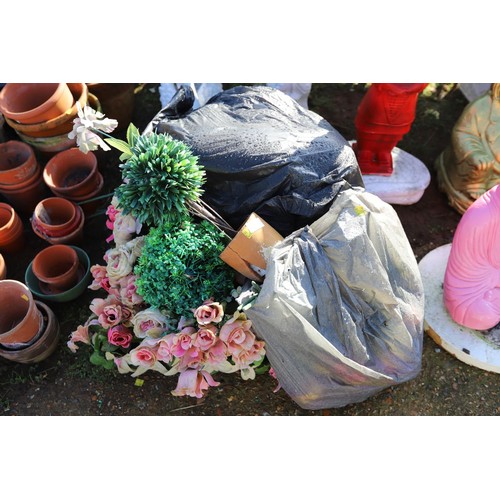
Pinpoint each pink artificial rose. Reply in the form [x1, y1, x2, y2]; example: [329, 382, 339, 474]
[89, 295, 125, 329]
[171, 369, 220, 398]
[130, 345, 157, 367]
[106, 204, 119, 225]
[108, 324, 133, 349]
[157, 334, 176, 363]
[203, 338, 228, 366]
[194, 300, 224, 325]
[219, 317, 256, 355]
[89, 295, 122, 329]
[113, 212, 143, 246]
[118, 274, 144, 307]
[120, 304, 134, 326]
[178, 346, 204, 371]
[171, 327, 196, 357]
[88, 265, 112, 293]
[193, 325, 218, 351]
[232, 340, 266, 367]
[67, 324, 91, 353]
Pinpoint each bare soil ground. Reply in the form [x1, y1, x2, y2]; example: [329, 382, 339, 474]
[1, 83, 498, 416]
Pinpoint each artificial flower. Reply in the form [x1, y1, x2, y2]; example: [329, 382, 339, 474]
[171, 369, 220, 398]
[104, 246, 134, 283]
[113, 212, 143, 247]
[108, 324, 133, 349]
[219, 314, 255, 355]
[171, 328, 196, 357]
[67, 324, 91, 353]
[131, 307, 170, 338]
[192, 325, 218, 351]
[118, 274, 144, 307]
[89, 295, 124, 329]
[68, 102, 118, 154]
[194, 300, 224, 325]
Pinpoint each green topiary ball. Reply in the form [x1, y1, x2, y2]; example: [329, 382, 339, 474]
[115, 132, 205, 227]
[134, 218, 235, 317]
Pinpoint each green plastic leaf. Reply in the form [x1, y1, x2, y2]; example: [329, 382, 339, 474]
[104, 137, 132, 158]
[126, 123, 140, 148]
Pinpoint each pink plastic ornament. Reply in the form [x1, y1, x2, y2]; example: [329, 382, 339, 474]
[443, 184, 500, 330]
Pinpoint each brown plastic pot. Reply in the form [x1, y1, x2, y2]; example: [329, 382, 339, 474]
[0, 83, 74, 125]
[0, 253, 6, 280]
[0, 202, 25, 253]
[3, 83, 88, 138]
[0, 164, 46, 215]
[43, 147, 99, 197]
[0, 140, 38, 186]
[0, 300, 60, 363]
[31, 197, 82, 238]
[32, 244, 79, 292]
[0, 280, 42, 344]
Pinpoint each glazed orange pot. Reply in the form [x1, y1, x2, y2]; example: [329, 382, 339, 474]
[0, 83, 74, 124]
[0, 280, 41, 344]
[32, 244, 79, 292]
[31, 197, 82, 238]
[3, 83, 88, 138]
[43, 147, 99, 198]
[0, 202, 25, 253]
[0, 140, 38, 186]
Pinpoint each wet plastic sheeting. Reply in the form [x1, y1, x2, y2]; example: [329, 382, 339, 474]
[149, 85, 364, 236]
[247, 187, 424, 410]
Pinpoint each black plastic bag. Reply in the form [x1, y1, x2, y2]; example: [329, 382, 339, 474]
[145, 85, 364, 235]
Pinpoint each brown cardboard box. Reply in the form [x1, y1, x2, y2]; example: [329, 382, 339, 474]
[219, 213, 284, 282]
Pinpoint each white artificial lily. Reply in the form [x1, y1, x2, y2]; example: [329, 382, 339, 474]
[68, 103, 118, 154]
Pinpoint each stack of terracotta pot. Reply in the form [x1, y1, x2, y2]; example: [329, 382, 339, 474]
[0, 202, 25, 254]
[31, 196, 84, 245]
[0, 83, 88, 156]
[0, 140, 46, 214]
[0, 279, 59, 363]
[43, 147, 104, 215]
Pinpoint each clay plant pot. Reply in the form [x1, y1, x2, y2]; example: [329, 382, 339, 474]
[31, 203, 84, 245]
[0, 83, 74, 125]
[25, 245, 91, 303]
[0, 202, 25, 253]
[0, 300, 60, 364]
[3, 83, 88, 138]
[43, 148, 99, 198]
[0, 253, 6, 280]
[31, 197, 83, 238]
[32, 244, 80, 293]
[0, 280, 42, 344]
[0, 140, 38, 186]
[86, 83, 135, 130]
[0, 164, 46, 215]
[65, 171, 105, 216]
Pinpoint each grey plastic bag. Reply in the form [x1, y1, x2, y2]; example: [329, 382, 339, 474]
[247, 187, 424, 410]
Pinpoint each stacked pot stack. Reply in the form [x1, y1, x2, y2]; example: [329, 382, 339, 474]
[43, 147, 104, 215]
[0, 83, 88, 156]
[0, 280, 60, 363]
[0, 202, 25, 253]
[0, 140, 46, 214]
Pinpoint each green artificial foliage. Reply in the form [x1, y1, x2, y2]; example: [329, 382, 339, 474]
[114, 132, 206, 227]
[134, 218, 235, 317]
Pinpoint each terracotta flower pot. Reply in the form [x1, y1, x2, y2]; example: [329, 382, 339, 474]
[3, 83, 88, 138]
[32, 244, 80, 292]
[0, 140, 38, 186]
[31, 203, 84, 245]
[31, 197, 82, 238]
[86, 83, 135, 131]
[43, 148, 99, 198]
[65, 171, 105, 216]
[0, 202, 25, 253]
[0, 300, 60, 364]
[0, 83, 74, 124]
[0, 164, 47, 215]
[0, 280, 42, 344]
[0, 253, 6, 280]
